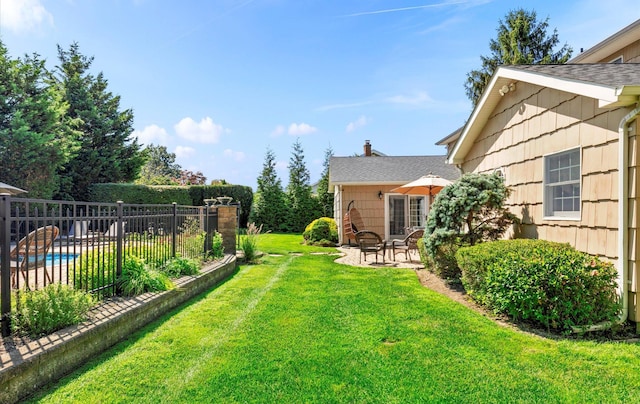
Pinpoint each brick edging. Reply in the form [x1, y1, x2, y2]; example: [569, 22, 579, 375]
[0, 255, 237, 404]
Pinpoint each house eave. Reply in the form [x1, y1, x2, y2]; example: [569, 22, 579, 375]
[330, 181, 409, 188]
[569, 19, 640, 63]
[448, 66, 630, 165]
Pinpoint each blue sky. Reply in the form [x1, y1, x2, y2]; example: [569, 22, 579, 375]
[1, 1, 639, 189]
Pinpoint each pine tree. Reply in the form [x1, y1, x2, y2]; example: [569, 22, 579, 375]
[316, 146, 334, 218]
[465, 9, 572, 107]
[53, 43, 144, 200]
[285, 139, 320, 232]
[249, 148, 287, 232]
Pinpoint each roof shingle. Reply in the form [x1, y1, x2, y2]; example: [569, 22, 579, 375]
[329, 155, 460, 186]
[505, 63, 640, 87]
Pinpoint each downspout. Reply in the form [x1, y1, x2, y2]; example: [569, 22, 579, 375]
[617, 103, 640, 324]
[573, 103, 640, 333]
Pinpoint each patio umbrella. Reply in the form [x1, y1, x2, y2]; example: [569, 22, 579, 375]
[0, 181, 28, 195]
[390, 174, 452, 196]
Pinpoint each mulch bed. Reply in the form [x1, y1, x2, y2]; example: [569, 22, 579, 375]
[413, 268, 640, 342]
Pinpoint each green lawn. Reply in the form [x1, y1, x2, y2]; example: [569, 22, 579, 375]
[27, 234, 640, 403]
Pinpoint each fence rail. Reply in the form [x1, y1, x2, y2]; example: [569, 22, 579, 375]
[0, 195, 231, 336]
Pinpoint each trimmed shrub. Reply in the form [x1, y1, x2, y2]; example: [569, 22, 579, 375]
[456, 239, 621, 332]
[303, 217, 338, 245]
[11, 284, 95, 337]
[428, 241, 462, 279]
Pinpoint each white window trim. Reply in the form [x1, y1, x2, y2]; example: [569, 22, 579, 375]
[542, 146, 582, 221]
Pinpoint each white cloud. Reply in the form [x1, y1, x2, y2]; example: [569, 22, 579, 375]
[386, 91, 433, 105]
[275, 160, 287, 171]
[317, 91, 434, 112]
[288, 123, 318, 136]
[175, 117, 226, 143]
[0, 0, 54, 34]
[270, 125, 285, 137]
[341, 0, 468, 17]
[316, 99, 374, 112]
[175, 146, 196, 159]
[224, 149, 246, 162]
[346, 115, 368, 133]
[132, 124, 169, 145]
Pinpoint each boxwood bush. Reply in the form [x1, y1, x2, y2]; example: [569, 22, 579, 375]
[303, 217, 338, 246]
[456, 239, 621, 332]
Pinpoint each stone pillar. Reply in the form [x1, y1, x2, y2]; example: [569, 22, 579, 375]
[217, 205, 237, 255]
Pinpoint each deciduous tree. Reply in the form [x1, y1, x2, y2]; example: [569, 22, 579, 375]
[178, 170, 206, 185]
[136, 144, 182, 185]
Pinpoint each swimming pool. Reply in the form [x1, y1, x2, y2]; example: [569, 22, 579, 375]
[23, 253, 79, 265]
[44, 253, 79, 265]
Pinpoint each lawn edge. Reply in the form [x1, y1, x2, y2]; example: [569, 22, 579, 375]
[0, 255, 237, 404]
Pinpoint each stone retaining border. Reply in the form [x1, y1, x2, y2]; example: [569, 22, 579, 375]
[0, 255, 237, 404]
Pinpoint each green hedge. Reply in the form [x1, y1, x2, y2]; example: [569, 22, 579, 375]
[456, 239, 621, 332]
[88, 183, 253, 227]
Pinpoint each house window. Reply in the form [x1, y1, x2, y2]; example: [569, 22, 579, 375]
[610, 55, 623, 63]
[544, 148, 581, 219]
[409, 196, 426, 228]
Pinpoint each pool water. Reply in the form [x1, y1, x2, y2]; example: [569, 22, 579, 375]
[45, 253, 80, 264]
[43, 253, 79, 265]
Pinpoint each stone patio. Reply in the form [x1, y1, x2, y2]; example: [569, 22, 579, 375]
[334, 245, 424, 269]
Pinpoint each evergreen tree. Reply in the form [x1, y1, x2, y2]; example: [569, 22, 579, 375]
[285, 139, 320, 232]
[0, 41, 76, 198]
[249, 148, 287, 232]
[316, 146, 334, 218]
[54, 43, 144, 200]
[465, 9, 572, 106]
[136, 144, 182, 185]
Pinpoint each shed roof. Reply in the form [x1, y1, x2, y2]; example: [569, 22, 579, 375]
[329, 155, 460, 190]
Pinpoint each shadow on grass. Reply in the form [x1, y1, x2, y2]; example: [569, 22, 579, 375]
[23, 265, 242, 402]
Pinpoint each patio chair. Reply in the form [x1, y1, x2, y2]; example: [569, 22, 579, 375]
[79, 221, 127, 244]
[355, 230, 386, 264]
[391, 229, 424, 261]
[9, 225, 59, 288]
[56, 220, 90, 243]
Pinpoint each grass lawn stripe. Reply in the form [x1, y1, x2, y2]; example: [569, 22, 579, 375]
[24, 236, 640, 403]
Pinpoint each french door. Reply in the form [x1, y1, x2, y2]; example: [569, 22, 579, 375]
[387, 195, 427, 240]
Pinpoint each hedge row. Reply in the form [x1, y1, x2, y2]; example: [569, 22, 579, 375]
[88, 183, 253, 227]
[456, 239, 621, 332]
